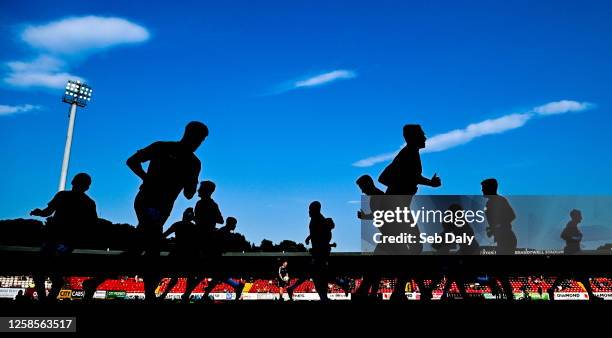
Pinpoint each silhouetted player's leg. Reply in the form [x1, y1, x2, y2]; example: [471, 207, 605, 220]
[158, 277, 179, 300]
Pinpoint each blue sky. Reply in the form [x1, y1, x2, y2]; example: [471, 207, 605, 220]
[1, 0, 612, 251]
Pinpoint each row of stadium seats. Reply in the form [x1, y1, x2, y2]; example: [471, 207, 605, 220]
[3, 275, 611, 295]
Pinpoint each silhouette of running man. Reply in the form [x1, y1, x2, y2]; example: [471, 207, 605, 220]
[353, 175, 385, 300]
[481, 178, 517, 255]
[201, 216, 245, 301]
[378, 124, 441, 301]
[30, 173, 97, 302]
[561, 209, 583, 254]
[158, 207, 197, 301]
[304, 201, 343, 301]
[84, 122, 208, 301]
[481, 178, 516, 301]
[179, 180, 225, 301]
[548, 209, 601, 301]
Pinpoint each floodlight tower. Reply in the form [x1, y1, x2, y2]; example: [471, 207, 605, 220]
[59, 80, 93, 191]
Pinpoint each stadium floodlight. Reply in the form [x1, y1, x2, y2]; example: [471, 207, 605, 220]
[58, 80, 93, 191]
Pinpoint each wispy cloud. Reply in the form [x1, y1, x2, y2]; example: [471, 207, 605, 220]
[353, 100, 594, 167]
[267, 69, 356, 95]
[4, 16, 150, 89]
[0, 104, 41, 116]
[295, 70, 356, 88]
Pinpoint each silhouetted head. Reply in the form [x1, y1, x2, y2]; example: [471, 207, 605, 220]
[71, 173, 91, 193]
[481, 178, 498, 196]
[403, 124, 426, 149]
[356, 175, 376, 194]
[281, 260, 288, 268]
[180, 121, 208, 152]
[226, 216, 237, 232]
[570, 209, 582, 223]
[448, 203, 463, 213]
[182, 207, 194, 222]
[309, 201, 322, 217]
[198, 180, 216, 198]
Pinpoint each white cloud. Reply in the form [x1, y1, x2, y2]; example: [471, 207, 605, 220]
[21, 16, 150, 54]
[353, 100, 593, 167]
[3, 16, 150, 89]
[265, 69, 357, 95]
[533, 100, 593, 116]
[4, 55, 83, 89]
[0, 104, 41, 116]
[422, 113, 532, 153]
[294, 70, 356, 88]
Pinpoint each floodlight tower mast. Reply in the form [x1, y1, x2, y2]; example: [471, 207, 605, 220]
[59, 80, 93, 191]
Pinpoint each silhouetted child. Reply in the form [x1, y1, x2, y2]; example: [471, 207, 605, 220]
[30, 173, 97, 302]
[561, 209, 583, 254]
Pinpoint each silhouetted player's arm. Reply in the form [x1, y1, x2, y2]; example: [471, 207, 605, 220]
[183, 160, 201, 199]
[30, 206, 54, 217]
[30, 193, 61, 217]
[126, 143, 160, 181]
[417, 173, 441, 187]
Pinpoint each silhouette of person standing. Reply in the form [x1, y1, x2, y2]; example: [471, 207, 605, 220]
[30, 173, 97, 302]
[201, 216, 245, 301]
[178, 180, 225, 301]
[481, 178, 517, 255]
[194, 180, 224, 248]
[378, 124, 441, 301]
[561, 209, 583, 254]
[277, 260, 290, 301]
[158, 207, 197, 301]
[305, 201, 336, 302]
[548, 209, 602, 301]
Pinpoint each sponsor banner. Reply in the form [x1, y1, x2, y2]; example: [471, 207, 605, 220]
[554, 292, 589, 300]
[58, 289, 72, 300]
[0, 288, 25, 299]
[241, 293, 259, 301]
[106, 290, 126, 299]
[594, 292, 612, 300]
[328, 293, 351, 300]
[71, 290, 84, 299]
[161, 293, 183, 300]
[514, 292, 550, 300]
[93, 291, 106, 299]
[209, 292, 235, 300]
[406, 292, 419, 300]
[126, 293, 145, 299]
